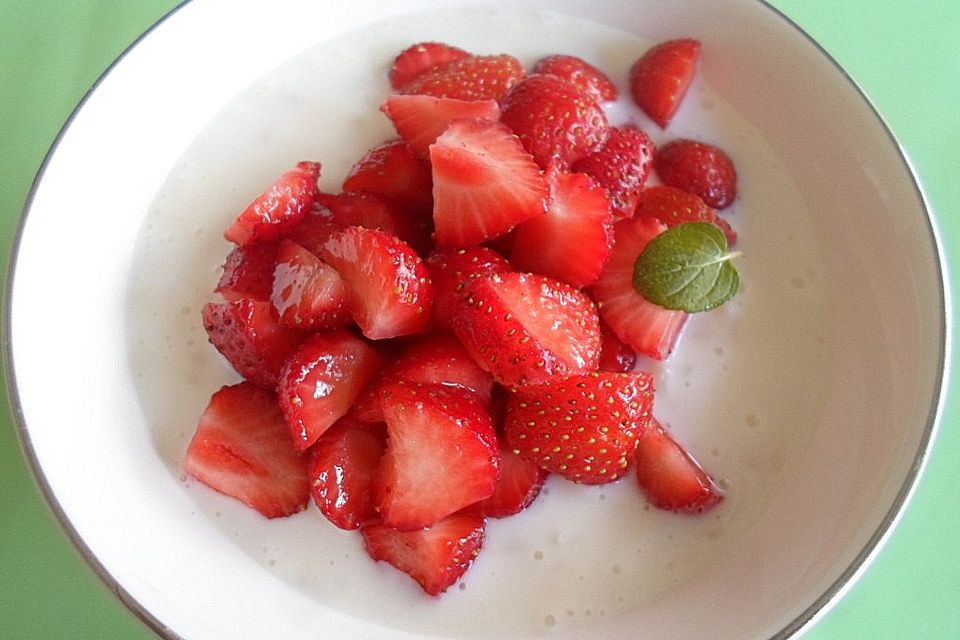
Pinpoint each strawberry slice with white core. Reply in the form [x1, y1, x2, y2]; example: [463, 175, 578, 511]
[271, 240, 350, 330]
[381, 94, 502, 157]
[362, 509, 485, 596]
[216, 241, 280, 302]
[225, 161, 320, 245]
[185, 382, 310, 518]
[480, 436, 548, 518]
[373, 382, 500, 530]
[451, 272, 601, 387]
[319, 227, 433, 340]
[278, 330, 384, 451]
[634, 417, 724, 513]
[592, 216, 688, 360]
[425, 246, 511, 328]
[430, 119, 548, 247]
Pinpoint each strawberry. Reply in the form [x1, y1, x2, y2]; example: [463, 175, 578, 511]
[634, 417, 723, 513]
[635, 185, 737, 244]
[510, 167, 613, 288]
[500, 73, 609, 169]
[381, 94, 501, 157]
[592, 216, 688, 360]
[224, 161, 320, 245]
[374, 382, 500, 530]
[571, 125, 656, 219]
[343, 140, 433, 213]
[598, 319, 637, 373]
[430, 119, 548, 247]
[629, 39, 701, 129]
[216, 241, 280, 302]
[388, 41, 472, 91]
[270, 239, 350, 330]
[277, 330, 384, 451]
[450, 272, 601, 387]
[532, 54, 618, 103]
[404, 54, 525, 102]
[654, 139, 738, 209]
[480, 436, 548, 518]
[185, 382, 310, 518]
[425, 246, 511, 328]
[318, 227, 433, 340]
[202, 298, 306, 389]
[308, 416, 387, 529]
[312, 191, 430, 253]
[505, 371, 655, 484]
[361, 509, 485, 596]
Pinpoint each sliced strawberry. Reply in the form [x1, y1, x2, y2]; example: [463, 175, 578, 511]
[216, 241, 280, 302]
[510, 167, 613, 288]
[381, 94, 501, 157]
[388, 41, 472, 91]
[480, 436, 548, 518]
[282, 210, 343, 255]
[629, 39, 701, 129]
[654, 139, 738, 210]
[312, 191, 430, 253]
[185, 382, 310, 518]
[635, 185, 736, 244]
[202, 299, 305, 389]
[343, 140, 433, 213]
[277, 330, 384, 451]
[225, 161, 320, 245]
[404, 54, 525, 102]
[450, 272, 601, 387]
[425, 246, 511, 328]
[500, 74, 609, 169]
[572, 125, 656, 219]
[373, 382, 499, 530]
[635, 417, 723, 513]
[308, 416, 387, 529]
[505, 371, 654, 484]
[362, 509, 485, 596]
[318, 227, 433, 340]
[592, 216, 688, 360]
[270, 240, 350, 330]
[430, 119, 548, 247]
[598, 319, 637, 373]
[532, 54, 618, 103]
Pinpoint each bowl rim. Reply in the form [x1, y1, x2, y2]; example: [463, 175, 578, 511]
[2, 1, 950, 639]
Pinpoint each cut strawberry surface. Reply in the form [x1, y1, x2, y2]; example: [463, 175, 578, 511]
[629, 38, 701, 129]
[374, 382, 500, 530]
[271, 240, 350, 330]
[500, 73, 609, 169]
[425, 246, 512, 328]
[308, 416, 387, 530]
[598, 319, 637, 373]
[655, 139, 738, 210]
[532, 54, 618, 103]
[312, 191, 429, 252]
[481, 436, 548, 518]
[450, 272, 601, 387]
[278, 330, 384, 451]
[362, 509, 485, 596]
[510, 167, 613, 288]
[202, 299, 306, 389]
[592, 216, 688, 360]
[185, 382, 310, 518]
[635, 417, 723, 513]
[216, 241, 280, 302]
[381, 94, 502, 157]
[505, 371, 654, 484]
[635, 185, 736, 244]
[343, 140, 433, 213]
[572, 125, 656, 219]
[430, 119, 548, 247]
[225, 161, 320, 245]
[319, 227, 433, 340]
[404, 54, 525, 102]
[389, 41, 472, 91]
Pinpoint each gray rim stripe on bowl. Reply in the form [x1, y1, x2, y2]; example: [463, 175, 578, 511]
[2, 2, 950, 639]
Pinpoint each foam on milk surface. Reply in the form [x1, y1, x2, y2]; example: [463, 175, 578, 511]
[126, 6, 829, 637]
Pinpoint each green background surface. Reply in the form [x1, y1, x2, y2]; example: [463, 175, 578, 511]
[1, 1, 957, 638]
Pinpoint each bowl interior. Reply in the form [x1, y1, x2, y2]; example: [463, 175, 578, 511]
[8, 1, 944, 639]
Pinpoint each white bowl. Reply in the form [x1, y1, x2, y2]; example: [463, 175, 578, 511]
[6, 0, 948, 638]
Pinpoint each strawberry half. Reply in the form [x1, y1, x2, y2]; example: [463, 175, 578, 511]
[278, 330, 384, 451]
[592, 216, 688, 360]
[450, 272, 601, 387]
[319, 227, 433, 340]
[185, 382, 310, 518]
[629, 39, 701, 129]
[225, 161, 320, 245]
[362, 509, 485, 596]
[532, 54, 618, 103]
[598, 319, 637, 373]
[216, 241, 280, 302]
[271, 240, 350, 330]
[500, 73, 609, 169]
[312, 191, 429, 252]
[430, 119, 548, 247]
[634, 417, 723, 513]
[480, 436, 548, 518]
[654, 139, 738, 210]
[635, 185, 737, 244]
[425, 246, 512, 328]
[381, 94, 502, 157]
[308, 416, 387, 529]
[572, 125, 656, 219]
[404, 54, 525, 102]
[505, 371, 655, 484]
[373, 382, 500, 530]
[388, 41, 472, 92]
[343, 140, 433, 213]
[510, 167, 613, 288]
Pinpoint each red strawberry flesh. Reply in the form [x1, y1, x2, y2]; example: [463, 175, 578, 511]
[404, 54, 525, 102]
[629, 39, 701, 129]
[216, 241, 280, 302]
[271, 240, 350, 330]
[389, 41, 472, 91]
[572, 125, 656, 219]
[225, 161, 320, 245]
[655, 139, 738, 210]
[635, 185, 737, 244]
[381, 93, 502, 158]
[532, 54, 618, 103]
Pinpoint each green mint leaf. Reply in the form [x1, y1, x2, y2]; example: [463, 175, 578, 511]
[632, 222, 740, 312]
